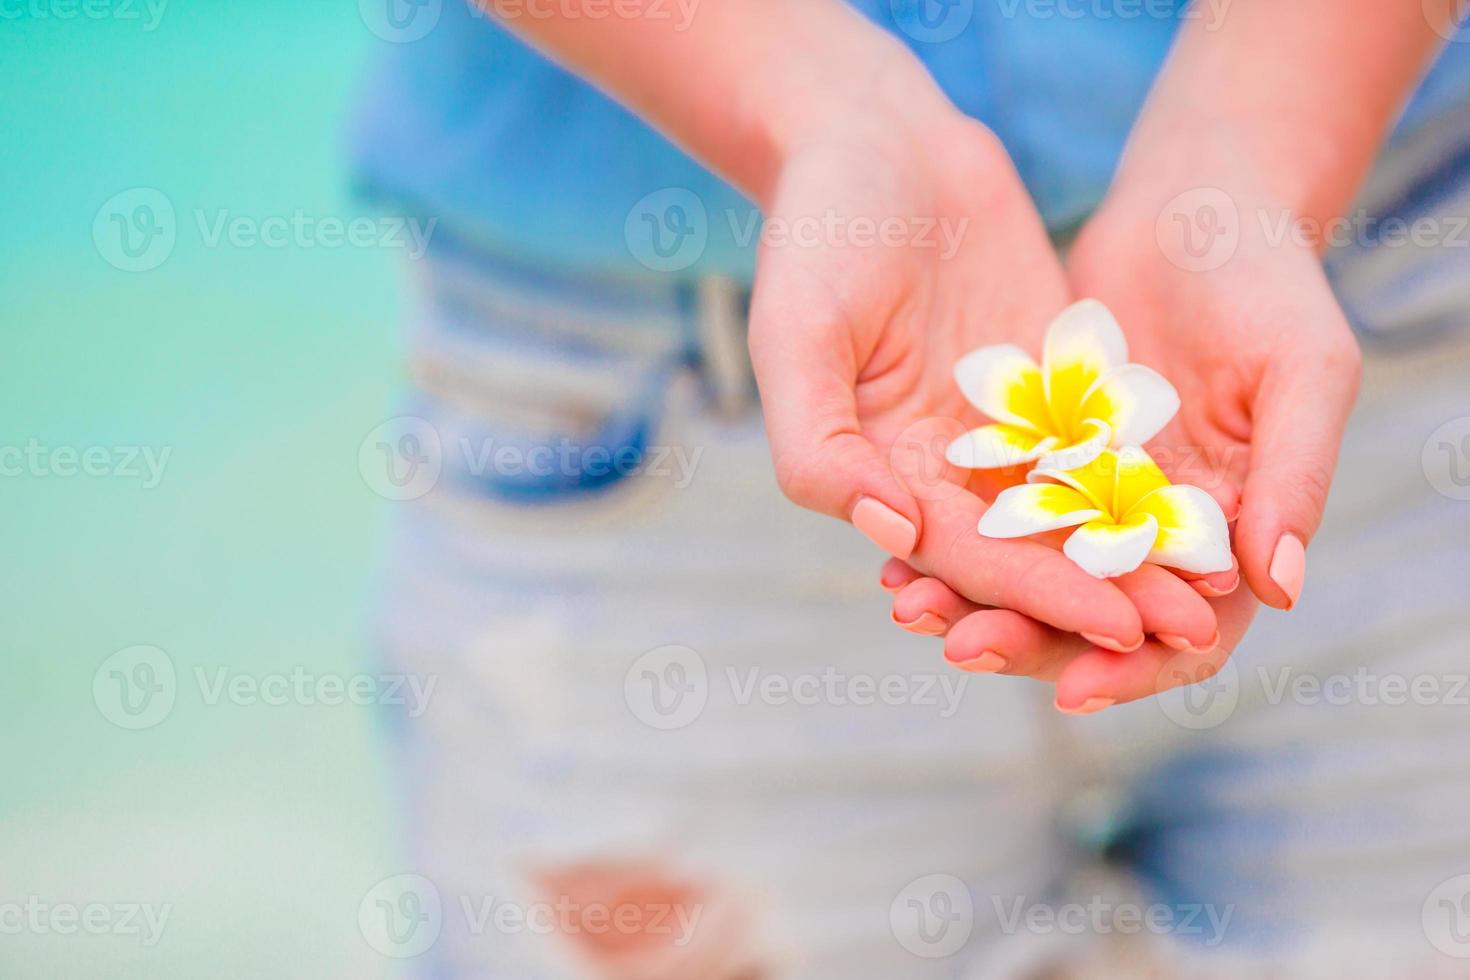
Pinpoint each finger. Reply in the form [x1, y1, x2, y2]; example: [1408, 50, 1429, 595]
[943, 608, 1085, 679]
[1109, 563, 1219, 652]
[890, 577, 985, 637]
[1151, 430, 1243, 522]
[1174, 555, 1241, 599]
[748, 263, 920, 559]
[1054, 588, 1258, 710]
[908, 487, 1145, 648]
[1236, 328, 1362, 610]
[880, 558, 924, 593]
[1148, 430, 1241, 597]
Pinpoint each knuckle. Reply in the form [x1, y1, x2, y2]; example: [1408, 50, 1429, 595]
[771, 450, 822, 507]
[1283, 457, 1336, 511]
[1319, 334, 1363, 383]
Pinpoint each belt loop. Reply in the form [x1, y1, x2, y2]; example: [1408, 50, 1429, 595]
[695, 275, 755, 420]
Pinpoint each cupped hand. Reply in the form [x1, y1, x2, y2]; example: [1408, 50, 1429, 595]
[746, 96, 1200, 644]
[882, 555, 1258, 711]
[1066, 178, 1363, 611]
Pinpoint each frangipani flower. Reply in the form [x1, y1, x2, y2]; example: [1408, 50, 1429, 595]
[947, 299, 1180, 473]
[978, 447, 1232, 579]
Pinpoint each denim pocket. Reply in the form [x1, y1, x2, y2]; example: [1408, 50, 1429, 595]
[404, 242, 690, 506]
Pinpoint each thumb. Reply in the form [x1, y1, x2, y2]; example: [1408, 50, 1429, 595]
[747, 269, 921, 560]
[1237, 332, 1362, 610]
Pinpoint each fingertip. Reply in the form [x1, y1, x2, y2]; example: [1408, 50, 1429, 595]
[1054, 647, 1128, 711]
[880, 558, 921, 594]
[1236, 508, 1305, 610]
[890, 576, 981, 636]
[852, 494, 919, 561]
[1112, 565, 1219, 650]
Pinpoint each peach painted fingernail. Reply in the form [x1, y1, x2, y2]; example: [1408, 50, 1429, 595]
[1190, 573, 1239, 598]
[952, 650, 1006, 673]
[1081, 632, 1144, 653]
[852, 497, 917, 561]
[892, 610, 947, 636]
[1268, 533, 1306, 609]
[1056, 696, 1115, 715]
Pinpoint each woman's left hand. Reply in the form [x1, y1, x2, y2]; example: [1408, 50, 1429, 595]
[1064, 174, 1363, 612]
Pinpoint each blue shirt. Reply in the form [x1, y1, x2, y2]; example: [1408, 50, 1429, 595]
[349, 0, 1470, 282]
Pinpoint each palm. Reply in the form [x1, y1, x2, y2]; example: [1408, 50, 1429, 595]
[751, 115, 1071, 476]
[1068, 202, 1362, 607]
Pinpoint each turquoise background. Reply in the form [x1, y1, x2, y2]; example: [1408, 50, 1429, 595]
[2, 4, 402, 976]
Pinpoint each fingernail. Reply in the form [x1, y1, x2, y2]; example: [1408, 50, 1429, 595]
[880, 576, 903, 594]
[951, 650, 1007, 673]
[1056, 696, 1115, 716]
[1156, 633, 1196, 653]
[892, 610, 947, 636]
[1081, 632, 1144, 653]
[1190, 573, 1239, 598]
[1268, 533, 1306, 609]
[852, 497, 917, 561]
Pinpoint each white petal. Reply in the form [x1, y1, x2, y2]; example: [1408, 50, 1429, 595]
[953, 344, 1050, 432]
[1034, 418, 1111, 473]
[977, 484, 1101, 539]
[1080, 364, 1181, 446]
[947, 425, 1059, 469]
[1042, 299, 1128, 404]
[1063, 514, 1160, 579]
[1128, 485, 1233, 573]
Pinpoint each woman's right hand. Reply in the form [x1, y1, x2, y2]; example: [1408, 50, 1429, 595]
[746, 66, 1213, 649]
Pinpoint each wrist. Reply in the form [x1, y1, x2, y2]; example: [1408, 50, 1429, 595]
[734, 19, 962, 208]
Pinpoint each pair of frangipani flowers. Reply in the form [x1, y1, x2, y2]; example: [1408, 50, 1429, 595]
[946, 299, 1233, 580]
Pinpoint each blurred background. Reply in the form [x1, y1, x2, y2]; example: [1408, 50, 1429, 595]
[3, 5, 401, 976]
[8, 3, 1470, 979]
